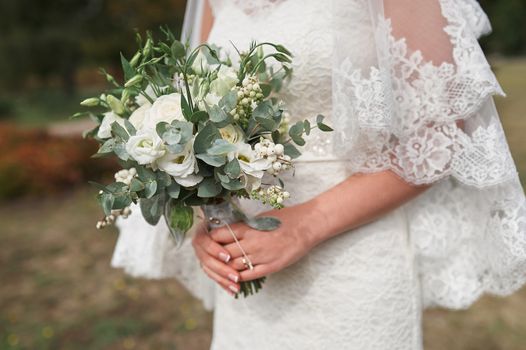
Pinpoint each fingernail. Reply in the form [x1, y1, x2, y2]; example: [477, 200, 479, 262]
[229, 285, 239, 293]
[228, 273, 239, 283]
[219, 252, 230, 263]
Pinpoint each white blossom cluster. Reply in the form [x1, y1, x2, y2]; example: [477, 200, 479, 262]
[114, 168, 137, 185]
[96, 207, 132, 229]
[251, 185, 290, 209]
[232, 76, 264, 125]
[254, 139, 292, 176]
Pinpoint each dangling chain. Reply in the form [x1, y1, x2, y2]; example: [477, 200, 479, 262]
[208, 217, 254, 270]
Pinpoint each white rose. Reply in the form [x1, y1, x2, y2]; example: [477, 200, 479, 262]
[128, 103, 150, 131]
[210, 65, 238, 96]
[197, 92, 221, 111]
[219, 125, 245, 145]
[135, 84, 156, 106]
[125, 130, 166, 165]
[230, 143, 272, 191]
[97, 111, 126, 139]
[143, 93, 185, 129]
[156, 141, 203, 187]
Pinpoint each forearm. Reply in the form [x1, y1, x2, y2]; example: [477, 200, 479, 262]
[303, 170, 430, 247]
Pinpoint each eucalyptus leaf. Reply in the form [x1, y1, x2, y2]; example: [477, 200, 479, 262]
[113, 141, 130, 161]
[197, 178, 223, 198]
[244, 216, 281, 231]
[111, 122, 129, 141]
[316, 114, 333, 132]
[219, 90, 238, 111]
[124, 119, 137, 136]
[129, 178, 145, 192]
[194, 123, 221, 154]
[140, 193, 165, 225]
[100, 192, 115, 216]
[224, 158, 241, 178]
[207, 139, 237, 156]
[144, 180, 158, 199]
[167, 182, 181, 199]
[196, 153, 226, 167]
[189, 110, 209, 123]
[171, 40, 186, 59]
[284, 143, 302, 159]
[221, 178, 245, 191]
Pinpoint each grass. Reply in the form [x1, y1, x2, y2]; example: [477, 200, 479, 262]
[1, 58, 525, 349]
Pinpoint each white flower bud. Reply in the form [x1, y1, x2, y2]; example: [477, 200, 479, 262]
[283, 155, 292, 162]
[283, 191, 290, 199]
[241, 98, 249, 105]
[276, 197, 283, 204]
[272, 162, 282, 171]
[274, 144, 284, 155]
[268, 155, 277, 162]
[123, 207, 132, 216]
[129, 168, 137, 176]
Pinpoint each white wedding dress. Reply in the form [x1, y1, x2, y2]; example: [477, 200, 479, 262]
[112, 1, 526, 349]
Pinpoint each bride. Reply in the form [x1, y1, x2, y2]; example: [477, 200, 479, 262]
[112, 0, 526, 349]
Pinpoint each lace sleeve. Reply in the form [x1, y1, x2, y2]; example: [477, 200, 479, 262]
[332, 0, 526, 309]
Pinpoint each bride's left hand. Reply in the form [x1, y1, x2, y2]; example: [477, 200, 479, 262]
[209, 203, 324, 282]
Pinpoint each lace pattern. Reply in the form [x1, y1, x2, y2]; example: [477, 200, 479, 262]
[112, 3, 526, 347]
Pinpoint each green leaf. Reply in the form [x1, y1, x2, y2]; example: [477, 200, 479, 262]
[136, 166, 156, 182]
[111, 121, 129, 141]
[244, 216, 281, 231]
[194, 123, 221, 154]
[197, 177, 223, 198]
[120, 53, 135, 81]
[165, 200, 194, 244]
[259, 83, 272, 98]
[171, 40, 186, 59]
[224, 158, 241, 178]
[207, 104, 229, 124]
[255, 116, 277, 131]
[316, 114, 333, 132]
[207, 139, 237, 155]
[100, 192, 115, 216]
[140, 193, 165, 225]
[196, 153, 226, 167]
[189, 110, 209, 123]
[144, 180, 158, 199]
[167, 182, 181, 199]
[180, 93, 192, 119]
[303, 119, 311, 136]
[113, 141, 130, 161]
[124, 120, 137, 136]
[219, 90, 238, 111]
[221, 178, 244, 191]
[97, 139, 115, 155]
[284, 143, 302, 159]
[129, 178, 145, 192]
[113, 193, 132, 209]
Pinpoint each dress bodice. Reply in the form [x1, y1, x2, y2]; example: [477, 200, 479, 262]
[207, 0, 374, 160]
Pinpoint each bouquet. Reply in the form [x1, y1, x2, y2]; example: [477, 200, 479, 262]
[76, 28, 332, 297]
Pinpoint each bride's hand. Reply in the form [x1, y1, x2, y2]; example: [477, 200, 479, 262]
[209, 203, 324, 282]
[192, 222, 241, 295]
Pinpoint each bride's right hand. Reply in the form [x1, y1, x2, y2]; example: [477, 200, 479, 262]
[192, 223, 241, 296]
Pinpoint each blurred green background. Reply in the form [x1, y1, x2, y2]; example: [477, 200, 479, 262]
[0, 1, 525, 349]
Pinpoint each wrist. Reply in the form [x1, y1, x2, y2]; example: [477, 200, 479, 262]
[298, 200, 331, 249]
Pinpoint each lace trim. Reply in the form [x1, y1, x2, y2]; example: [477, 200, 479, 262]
[333, 0, 511, 187]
